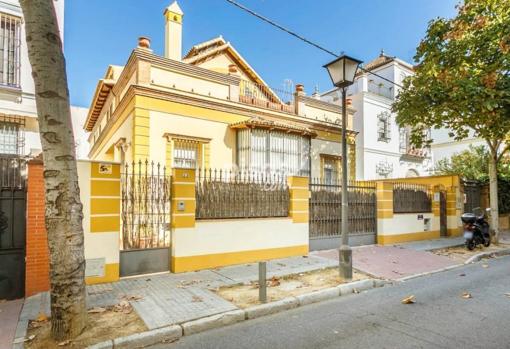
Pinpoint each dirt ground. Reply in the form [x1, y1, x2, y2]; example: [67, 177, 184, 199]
[432, 243, 509, 263]
[216, 267, 369, 308]
[25, 306, 146, 349]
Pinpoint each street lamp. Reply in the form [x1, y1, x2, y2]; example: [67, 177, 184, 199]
[324, 55, 362, 280]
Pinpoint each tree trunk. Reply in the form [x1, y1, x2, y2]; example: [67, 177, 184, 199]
[488, 148, 500, 243]
[19, 0, 86, 340]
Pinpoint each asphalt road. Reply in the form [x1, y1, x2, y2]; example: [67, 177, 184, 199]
[153, 255, 510, 349]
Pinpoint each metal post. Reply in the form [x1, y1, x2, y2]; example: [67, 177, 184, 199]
[258, 261, 267, 303]
[339, 87, 352, 280]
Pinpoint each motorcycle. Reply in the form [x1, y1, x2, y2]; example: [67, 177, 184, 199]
[461, 207, 491, 251]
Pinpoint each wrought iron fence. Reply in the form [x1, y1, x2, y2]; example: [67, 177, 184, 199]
[196, 168, 289, 219]
[309, 178, 377, 239]
[121, 160, 171, 250]
[393, 182, 432, 213]
[0, 156, 26, 188]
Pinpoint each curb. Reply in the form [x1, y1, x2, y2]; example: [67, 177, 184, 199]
[397, 264, 463, 282]
[464, 248, 510, 264]
[81, 278, 388, 348]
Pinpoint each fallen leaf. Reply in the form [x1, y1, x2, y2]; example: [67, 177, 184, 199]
[461, 292, 472, 299]
[57, 340, 71, 346]
[269, 276, 280, 287]
[459, 273, 466, 277]
[191, 295, 203, 303]
[87, 307, 106, 313]
[482, 264, 489, 268]
[504, 293, 510, 298]
[26, 335, 36, 341]
[353, 288, 360, 294]
[401, 295, 416, 304]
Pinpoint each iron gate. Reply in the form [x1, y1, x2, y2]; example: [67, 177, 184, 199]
[463, 180, 482, 213]
[0, 157, 26, 300]
[309, 179, 377, 250]
[120, 160, 171, 276]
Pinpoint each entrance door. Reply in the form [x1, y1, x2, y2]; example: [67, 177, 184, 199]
[0, 158, 26, 300]
[440, 191, 447, 237]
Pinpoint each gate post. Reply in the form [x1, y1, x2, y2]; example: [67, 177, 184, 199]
[26, 158, 50, 297]
[170, 168, 196, 272]
[287, 176, 310, 224]
[376, 182, 394, 245]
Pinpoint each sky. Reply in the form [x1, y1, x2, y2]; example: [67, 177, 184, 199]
[64, 0, 459, 108]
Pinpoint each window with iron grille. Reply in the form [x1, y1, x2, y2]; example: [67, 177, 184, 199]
[377, 112, 391, 142]
[0, 116, 24, 155]
[237, 128, 310, 176]
[0, 13, 21, 88]
[173, 140, 198, 169]
[321, 155, 340, 185]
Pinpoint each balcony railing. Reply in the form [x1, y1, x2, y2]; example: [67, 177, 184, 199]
[367, 81, 393, 100]
[239, 80, 295, 114]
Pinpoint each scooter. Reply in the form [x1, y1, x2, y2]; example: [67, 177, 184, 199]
[461, 207, 491, 251]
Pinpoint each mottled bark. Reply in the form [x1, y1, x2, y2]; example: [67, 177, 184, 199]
[19, 0, 86, 340]
[488, 147, 500, 243]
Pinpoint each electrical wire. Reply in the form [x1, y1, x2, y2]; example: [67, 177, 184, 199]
[225, 0, 404, 89]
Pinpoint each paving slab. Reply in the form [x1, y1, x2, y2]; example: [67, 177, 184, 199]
[0, 299, 23, 349]
[312, 245, 458, 280]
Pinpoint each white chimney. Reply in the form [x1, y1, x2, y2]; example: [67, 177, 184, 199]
[164, 1, 184, 61]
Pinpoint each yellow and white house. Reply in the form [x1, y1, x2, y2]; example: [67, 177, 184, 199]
[85, 1, 357, 182]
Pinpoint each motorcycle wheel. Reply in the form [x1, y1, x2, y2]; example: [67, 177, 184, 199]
[466, 240, 476, 251]
[484, 235, 491, 247]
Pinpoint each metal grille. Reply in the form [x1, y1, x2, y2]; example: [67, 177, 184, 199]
[0, 115, 24, 156]
[393, 182, 432, 213]
[237, 128, 310, 177]
[0, 156, 26, 299]
[121, 160, 171, 250]
[0, 13, 21, 87]
[309, 179, 377, 239]
[196, 168, 289, 219]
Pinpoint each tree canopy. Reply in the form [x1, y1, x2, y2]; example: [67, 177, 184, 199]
[393, 0, 510, 153]
[435, 145, 510, 181]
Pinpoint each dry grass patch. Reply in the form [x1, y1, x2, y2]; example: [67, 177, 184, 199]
[216, 267, 369, 308]
[433, 243, 509, 263]
[25, 304, 146, 349]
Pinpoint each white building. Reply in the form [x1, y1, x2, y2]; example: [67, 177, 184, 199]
[322, 51, 433, 180]
[430, 129, 484, 164]
[0, 0, 89, 159]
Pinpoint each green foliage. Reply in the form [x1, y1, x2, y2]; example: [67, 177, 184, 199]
[435, 145, 510, 181]
[393, 0, 510, 150]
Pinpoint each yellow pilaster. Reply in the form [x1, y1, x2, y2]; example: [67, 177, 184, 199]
[132, 107, 150, 162]
[376, 182, 394, 219]
[171, 168, 196, 229]
[287, 176, 310, 223]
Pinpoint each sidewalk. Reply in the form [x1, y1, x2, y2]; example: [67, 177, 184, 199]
[0, 299, 23, 349]
[312, 237, 464, 280]
[9, 237, 466, 347]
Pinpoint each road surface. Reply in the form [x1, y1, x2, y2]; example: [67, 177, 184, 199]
[152, 255, 510, 349]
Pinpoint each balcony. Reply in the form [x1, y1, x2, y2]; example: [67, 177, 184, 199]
[367, 80, 394, 100]
[238, 80, 295, 114]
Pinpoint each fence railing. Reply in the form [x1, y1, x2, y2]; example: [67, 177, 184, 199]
[393, 182, 432, 213]
[239, 80, 295, 114]
[0, 156, 26, 189]
[196, 168, 289, 219]
[121, 160, 171, 250]
[309, 178, 377, 239]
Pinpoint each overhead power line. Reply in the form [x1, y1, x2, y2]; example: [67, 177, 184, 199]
[225, 0, 403, 89]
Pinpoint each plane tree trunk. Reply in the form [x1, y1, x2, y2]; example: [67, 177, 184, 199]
[19, 0, 87, 340]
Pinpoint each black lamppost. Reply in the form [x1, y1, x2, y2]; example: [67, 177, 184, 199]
[324, 55, 362, 280]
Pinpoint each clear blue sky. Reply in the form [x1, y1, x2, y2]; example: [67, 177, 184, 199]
[64, 0, 458, 108]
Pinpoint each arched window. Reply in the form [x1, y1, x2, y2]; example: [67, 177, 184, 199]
[406, 169, 419, 178]
[377, 112, 391, 142]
